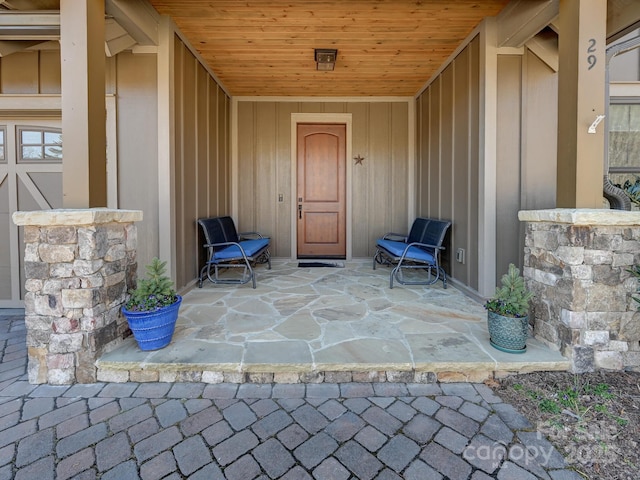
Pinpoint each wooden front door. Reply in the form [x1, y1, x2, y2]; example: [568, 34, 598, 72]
[296, 123, 346, 258]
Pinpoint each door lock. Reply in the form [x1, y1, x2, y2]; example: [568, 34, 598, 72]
[298, 204, 302, 219]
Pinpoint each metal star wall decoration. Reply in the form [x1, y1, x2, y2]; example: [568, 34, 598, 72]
[354, 155, 365, 165]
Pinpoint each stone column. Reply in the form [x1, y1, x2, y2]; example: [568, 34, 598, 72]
[519, 209, 640, 373]
[12, 208, 143, 384]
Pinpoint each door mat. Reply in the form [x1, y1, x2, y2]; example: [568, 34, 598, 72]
[298, 261, 344, 268]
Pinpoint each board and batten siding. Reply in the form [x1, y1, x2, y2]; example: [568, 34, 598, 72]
[172, 34, 230, 290]
[416, 31, 558, 295]
[416, 36, 480, 291]
[0, 38, 231, 295]
[113, 51, 160, 279]
[0, 49, 162, 305]
[0, 51, 61, 94]
[234, 100, 410, 259]
[495, 49, 558, 281]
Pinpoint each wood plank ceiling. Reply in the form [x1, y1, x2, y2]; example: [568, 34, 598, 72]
[149, 0, 510, 97]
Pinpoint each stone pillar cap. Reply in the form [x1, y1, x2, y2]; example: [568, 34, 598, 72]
[519, 208, 640, 225]
[12, 208, 143, 226]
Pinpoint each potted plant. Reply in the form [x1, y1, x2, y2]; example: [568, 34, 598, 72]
[485, 263, 534, 353]
[122, 257, 182, 351]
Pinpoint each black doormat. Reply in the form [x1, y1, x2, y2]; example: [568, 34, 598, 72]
[298, 261, 344, 268]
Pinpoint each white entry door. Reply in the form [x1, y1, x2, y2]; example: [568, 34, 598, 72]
[0, 120, 63, 308]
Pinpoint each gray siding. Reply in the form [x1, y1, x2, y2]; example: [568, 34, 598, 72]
[173, 35, 230, 290]
[115, 52, 159, 278]
[416, 35, 558, 293]
[416, 36, 481, 290]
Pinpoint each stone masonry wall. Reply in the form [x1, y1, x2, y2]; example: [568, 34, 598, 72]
[519, 209, 640, 373]
[12, 209, 143, 384]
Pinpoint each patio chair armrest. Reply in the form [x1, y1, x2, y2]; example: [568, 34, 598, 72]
[406, 241, 445, 251]
[203, 241, 242, 249]
[238, 231, 266, 240]
[382, 232, 408, 242]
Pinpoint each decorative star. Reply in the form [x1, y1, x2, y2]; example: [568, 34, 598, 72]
[354, 155, 365, 165]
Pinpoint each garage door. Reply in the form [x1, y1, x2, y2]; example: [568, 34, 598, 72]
[0, 120, 62, 308]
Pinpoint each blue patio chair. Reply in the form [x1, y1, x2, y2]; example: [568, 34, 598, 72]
[373, 217, 451, 289]
[198, 216, 271, 289]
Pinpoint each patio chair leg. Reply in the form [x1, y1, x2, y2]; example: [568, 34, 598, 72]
[390, 264, 401, 289]
[198, 264, 209, 288]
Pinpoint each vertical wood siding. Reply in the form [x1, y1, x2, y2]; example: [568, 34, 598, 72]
[416, 36, 480, 291]
[0, 51, 61, 93]
[114, 52, 159, 276]
[236, 100, 409, 258]
[172, 35, 231, 290]
[496, 55, 523, 279]
[416, 33, 558, 294]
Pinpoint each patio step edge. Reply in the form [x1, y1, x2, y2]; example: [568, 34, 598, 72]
[95, 361, 571, 384]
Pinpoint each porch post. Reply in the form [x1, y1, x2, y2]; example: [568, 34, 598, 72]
[556, 0, 606, 208]
[60, 0, 107, 208]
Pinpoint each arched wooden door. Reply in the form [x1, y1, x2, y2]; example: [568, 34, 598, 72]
[296, 123, 346, 259]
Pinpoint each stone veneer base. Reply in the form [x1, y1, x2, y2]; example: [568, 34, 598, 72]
[12, 208, 143, 384]
[519, 208, 640, 372]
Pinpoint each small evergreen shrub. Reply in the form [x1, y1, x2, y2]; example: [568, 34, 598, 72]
[485, 263, 534, 318]
[124, 258, 178, 312]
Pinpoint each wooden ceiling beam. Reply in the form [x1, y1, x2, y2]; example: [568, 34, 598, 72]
[105, 0, 159, 46]
[0, 11, 59, 39]
[496, 0, 558, 48]
[607, 0, 640, 43]
[525, 29, 558, 72]
[104, 17, 136, 57]
[0, 38, 41, 56]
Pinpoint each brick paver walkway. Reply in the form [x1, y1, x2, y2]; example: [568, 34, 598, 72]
[1, 311, 581, 479]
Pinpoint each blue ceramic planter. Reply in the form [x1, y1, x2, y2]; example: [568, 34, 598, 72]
[122, 295, 182, 351]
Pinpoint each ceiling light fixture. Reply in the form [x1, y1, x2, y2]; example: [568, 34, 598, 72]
[315, 48, 337, 71]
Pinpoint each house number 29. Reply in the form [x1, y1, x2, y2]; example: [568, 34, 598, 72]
[587, 38, 597, 70]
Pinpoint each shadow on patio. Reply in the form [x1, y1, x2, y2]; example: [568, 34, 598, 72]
[97, 260, 569, 383]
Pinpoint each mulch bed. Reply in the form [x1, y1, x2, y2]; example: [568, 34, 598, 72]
[490, 371, 640, 480]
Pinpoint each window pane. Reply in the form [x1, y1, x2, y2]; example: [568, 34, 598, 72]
[609, 104, 640, 169]
[21, 130, 41, 144]
[22, 146, 42, 159]
[44, 131, 62, 144]
[609, 104, 629, 132]
[630, 104, 640, 132]
[18, 127, 62, 163]
[44, 145, 63, 159]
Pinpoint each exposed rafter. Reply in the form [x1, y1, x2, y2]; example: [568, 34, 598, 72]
[496, 0, 559, 48]
[0, 2, 159, 58]
[104, 17, 136, 57]
[105, 0, 159, 46]
[525, 29, 558, 72]
[0, 11, 59, 39]
[0, 38, 40, 56]
[607, 0, 640, 43]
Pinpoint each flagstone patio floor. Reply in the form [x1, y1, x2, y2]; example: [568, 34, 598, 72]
[97, 259, 570, 383]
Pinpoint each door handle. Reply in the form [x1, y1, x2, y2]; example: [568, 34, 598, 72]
[298, 204, 302, 219]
